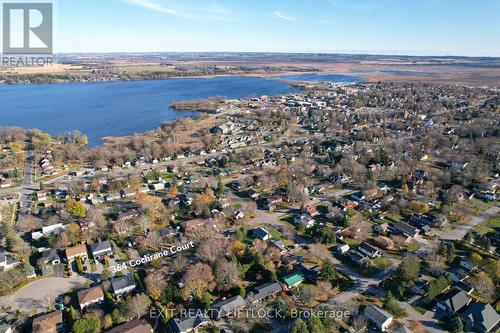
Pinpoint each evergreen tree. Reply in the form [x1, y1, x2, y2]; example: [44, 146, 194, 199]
[291, 319, 309, 333]
[216, 177, 224, 197]
[308, 316, 325, 333]
[319, 261, 337, 282]
[447, 242, 456, 263]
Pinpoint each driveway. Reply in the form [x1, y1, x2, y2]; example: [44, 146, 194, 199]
[401, 302, 447, 333]
[0, 275, 90, 315]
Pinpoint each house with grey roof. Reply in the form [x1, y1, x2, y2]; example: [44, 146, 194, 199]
[364, 304, 393, 332]
[40, 249, 61, 266]
[446, 266, 470, 283]
[392, 221, 419, 238]
[105, 319, 153, 333]
[90, 240, 113, 259]
[111, 274, 136, 296]
[167, 312, 211, 333]
[437, 288, 471, 316]
[358, 242, 380, 258]
[210, 295, 247, 319]
[462, 302, 500, 333]
[246, 282, 282, 303]
[269, 239, 287, 254]
[0, 250, 20, 271]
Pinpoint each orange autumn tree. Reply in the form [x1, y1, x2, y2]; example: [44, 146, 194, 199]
[181, 263, 215, 300]
[136, 192, 164, 223]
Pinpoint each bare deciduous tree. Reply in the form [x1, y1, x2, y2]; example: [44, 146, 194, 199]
[214, 259, 239, 291]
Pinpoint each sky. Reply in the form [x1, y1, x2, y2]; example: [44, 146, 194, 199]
[50, 0, 500, 56]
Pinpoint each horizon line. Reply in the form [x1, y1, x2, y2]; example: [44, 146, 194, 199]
[52, 51, 500, 59]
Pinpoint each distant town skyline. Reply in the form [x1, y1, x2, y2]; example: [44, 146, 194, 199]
[51, 0, 500, 56]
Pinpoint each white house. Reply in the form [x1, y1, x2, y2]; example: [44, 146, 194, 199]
[364, 304, 393, 332]
[336, 244, 350, 254]
[0, 251, 20, 271]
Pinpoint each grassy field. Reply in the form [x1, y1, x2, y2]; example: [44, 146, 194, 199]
[120, 65, 177, 74]
[372, 256, 393, 269]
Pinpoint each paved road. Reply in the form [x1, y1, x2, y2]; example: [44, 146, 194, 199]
[413, 204, 500, 258]
[0, 275, 90, 315]
[439, 205, 499, 241]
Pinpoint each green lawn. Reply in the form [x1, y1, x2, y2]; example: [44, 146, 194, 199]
[259, 224, 282, 239]
[372, 256, 393, 269]
[489, 218, 500, 228]
[342, 237, 362, 247]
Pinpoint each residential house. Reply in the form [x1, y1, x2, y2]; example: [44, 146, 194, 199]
[436, 288, 472, 316]
[77, 285, 105, 310]
[90, 240, 113, 259]
[305, 205, 319, 217]
[168, 313, 211, 333]
[149, 183, 165, 191]
[459, 259, 476, 272]
[0, 250, 20, 271]
[36, 189, 50, 202]
[159, 226, 177, 239]
[264, 196, 282, 211]
[358, 242, 380, 258]
[252, 227, 271, 241]
[293, 214, 316, 229]
[111, 274, 137, 296]
[335, 244, 350, 254]
[410, 278, 430, 296]
[31, 310, 63, 333]
[283, 272, 305, 289]
[375, 223, 389, 235]
[105, 319, 153, 333]
[32, 223, 65, 240]
[0, 178, 12, 188]
[392, 221, 419, 238]
[246, 282, 282, 303]
[269, 239, 287, 254]
[462, 302, 500, 333]
[211, 123, 235, 135]
[40, 249, 61, 265]
[65, 244, 88, 261]
[246, 188, 260, 200]
[446, 267, 470, 283]
[210, 295, 247, 319]
[364, 304, 393, 332]
[234, 210, 245, 220]
[348, 251, 369, 267]
[0, 325, 12, 333]
[180, 219, 205, 233]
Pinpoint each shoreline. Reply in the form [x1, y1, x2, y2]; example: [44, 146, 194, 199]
[0, 69, 322, 86]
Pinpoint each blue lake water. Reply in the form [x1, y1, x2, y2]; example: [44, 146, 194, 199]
[0, 76, 297, 146]
[275, 73, 362, 83]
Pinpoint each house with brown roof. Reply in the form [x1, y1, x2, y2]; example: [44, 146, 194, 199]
[180, 219, 205, 232]
[77, 285, 104, 310]
[305, 205, 319, 217]
[105, 319, 153, 333]
[32, 310, 63, 333]
[65, 243, 88, 261]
